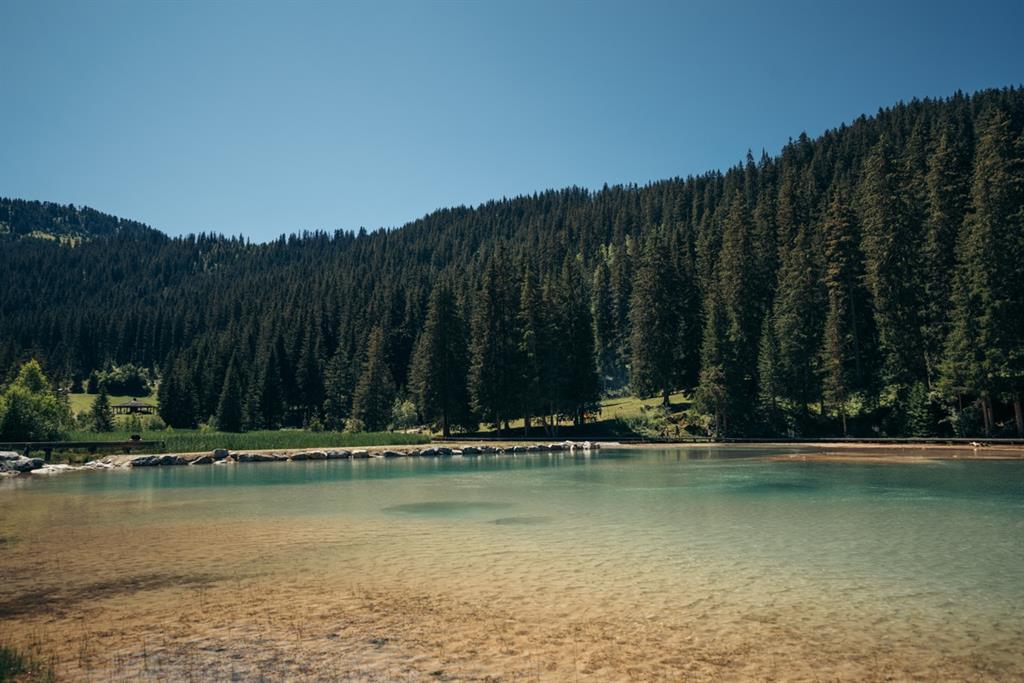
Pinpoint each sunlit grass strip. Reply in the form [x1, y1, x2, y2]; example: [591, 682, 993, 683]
[64, 429, 429, 454]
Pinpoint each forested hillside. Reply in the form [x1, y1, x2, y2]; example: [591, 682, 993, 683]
[2, 87, 1023, 437]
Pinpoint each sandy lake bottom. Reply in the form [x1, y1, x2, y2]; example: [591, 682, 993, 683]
[1, 447, 1022, 681]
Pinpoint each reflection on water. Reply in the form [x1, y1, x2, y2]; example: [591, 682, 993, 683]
[1, 447, 1022, 680]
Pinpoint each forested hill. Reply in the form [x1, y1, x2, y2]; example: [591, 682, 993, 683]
[2, 86, 1023, 438]
[0, 198, 156, 241]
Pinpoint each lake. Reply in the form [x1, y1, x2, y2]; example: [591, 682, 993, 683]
[1, 446, 1022, 681]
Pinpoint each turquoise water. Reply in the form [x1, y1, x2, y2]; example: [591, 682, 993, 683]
[2, 447, 1023, 678]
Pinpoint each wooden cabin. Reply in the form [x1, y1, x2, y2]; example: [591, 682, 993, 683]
[112, 398, 156, 415]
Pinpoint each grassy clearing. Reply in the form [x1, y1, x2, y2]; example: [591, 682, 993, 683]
[68, 392, 151, 415]
[58, 429, 429, 457]
[469, 392, 695, 439]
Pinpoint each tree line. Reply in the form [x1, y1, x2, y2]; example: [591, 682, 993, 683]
[1, 86, 1022, 437]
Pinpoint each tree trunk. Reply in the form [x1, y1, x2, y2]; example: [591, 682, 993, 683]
[981, 396, 993, 436]
[523, 411, 530, 437]
[662, 388, 670, 407]
[441, 412, 450, 438]
[1014, 395, 1023, 437]
[840, 408, 848, 437]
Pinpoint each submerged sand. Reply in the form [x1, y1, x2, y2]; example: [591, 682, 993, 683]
[1, 448, 1022, 681]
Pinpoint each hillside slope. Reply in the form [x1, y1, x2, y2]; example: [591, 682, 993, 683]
[1, 86, 1022, 438]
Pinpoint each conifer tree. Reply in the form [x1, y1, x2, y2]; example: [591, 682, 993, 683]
[941, 108, 1024, 435]
[352, 326, 396, 431]
[591, 258, 620, 391]
[89, 386, 115, 432]
[555, 257, 601, 424]
[716, 191, 760, 426]
[517, 264, 543, 434]
[409, 279, 472, 436]
[215, 354, 245, 432]
[157, 355, 197, 428]
[468, 253, 520, 434]
[323, 345, 354, 431]
[860, 135, 925, 390]
[629, 231, 681, 405]
[818, 189, 863, 435]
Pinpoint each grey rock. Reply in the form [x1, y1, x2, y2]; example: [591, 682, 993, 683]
[6, 456, 45, 472]
[212, 448, 230, 461]
[325, 449, 351, 459]
[436, 447, 453, 456]
[236, 453, 279, 462]
[380, 450, 403, 458]
[0, 451, 22, 461]
[159, 455, 187, 466]
[191, 455, 215, 465]
[350, 449, 369, 459]
[461, 446, 481, 455]
[419, 447, 439, 457]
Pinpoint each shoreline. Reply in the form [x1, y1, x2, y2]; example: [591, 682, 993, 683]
[4, 439, 1023, 479]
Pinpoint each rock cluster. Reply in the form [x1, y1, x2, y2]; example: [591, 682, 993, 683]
[0, 452, 45, 474]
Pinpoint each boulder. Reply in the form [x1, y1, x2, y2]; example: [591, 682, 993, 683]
[380, 450, 404, 458]
[0, 451, 22, 461]
[461, 446, 481, 455]
[325, 450, 351, 459]
[31, 464, 73, 475]
[212, 448, 230, 461]
[419, 447, 439, 457]
[2, 456, 45, 473]
[130, 455, 160, 467]
[191, 454, 215, 465]
[404, 449, 421, 457]
[548, 443, 564, 451]
[236, 453, 280, 462]
[350, 449, 369, 459]
[158, 455, 187, 466]
[436, 447, 453, 456]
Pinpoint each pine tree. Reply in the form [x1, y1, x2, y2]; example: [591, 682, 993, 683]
[771, 220, 823, 427]
[245, 341, 284, 429]
[215, 354, 245, 432]
[941, 107, 1024, 435]
[352, 326, 396, 431]
[696, 291, 728, 436]
[860, 135, 925, 391]
[591, 258, 620, 391]
[555, 257, 601, 425]
[468, 253, 520, 434]
[517, 264, 543, 434]
[628, 230, 681, 405]
[89, 386, 115, 432]
[409, 279, 473, 436]
[818, 189, 863, 435]
[921, 124, 968, 385]
[716, 191, 760, 428]
[157, 355, 197, 428]
[322, 345, 354, 430]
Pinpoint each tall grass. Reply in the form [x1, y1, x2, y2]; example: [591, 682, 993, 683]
[0, 644, 54, 683]
[63, 429, 429, 454]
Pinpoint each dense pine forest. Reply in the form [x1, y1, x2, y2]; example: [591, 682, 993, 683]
[2, 87, 1023, 438]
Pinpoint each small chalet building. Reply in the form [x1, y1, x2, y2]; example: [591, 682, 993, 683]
[112, 398, 156, 416]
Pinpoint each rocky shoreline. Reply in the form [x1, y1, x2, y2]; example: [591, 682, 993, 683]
[0, 441, 601, 477]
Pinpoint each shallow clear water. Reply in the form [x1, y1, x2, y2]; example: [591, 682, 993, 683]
[2, 447, 1023, 679]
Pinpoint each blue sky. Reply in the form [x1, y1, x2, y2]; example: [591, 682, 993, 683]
[1, 1, 1021, 241]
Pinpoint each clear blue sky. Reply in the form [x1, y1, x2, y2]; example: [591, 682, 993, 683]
[2, 1, 1022, 241]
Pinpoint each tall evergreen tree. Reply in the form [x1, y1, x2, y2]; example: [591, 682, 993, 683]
[409, 279, 473, 436]
[629, 231, 682, 405]
[860, 135, 925, 391]
[89, 386, 115, 432]
[352, 326, 396, 431]
[468, 253, 520, 434]
[215, 354, 245, 432]
[941, 108, 1024, 435]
